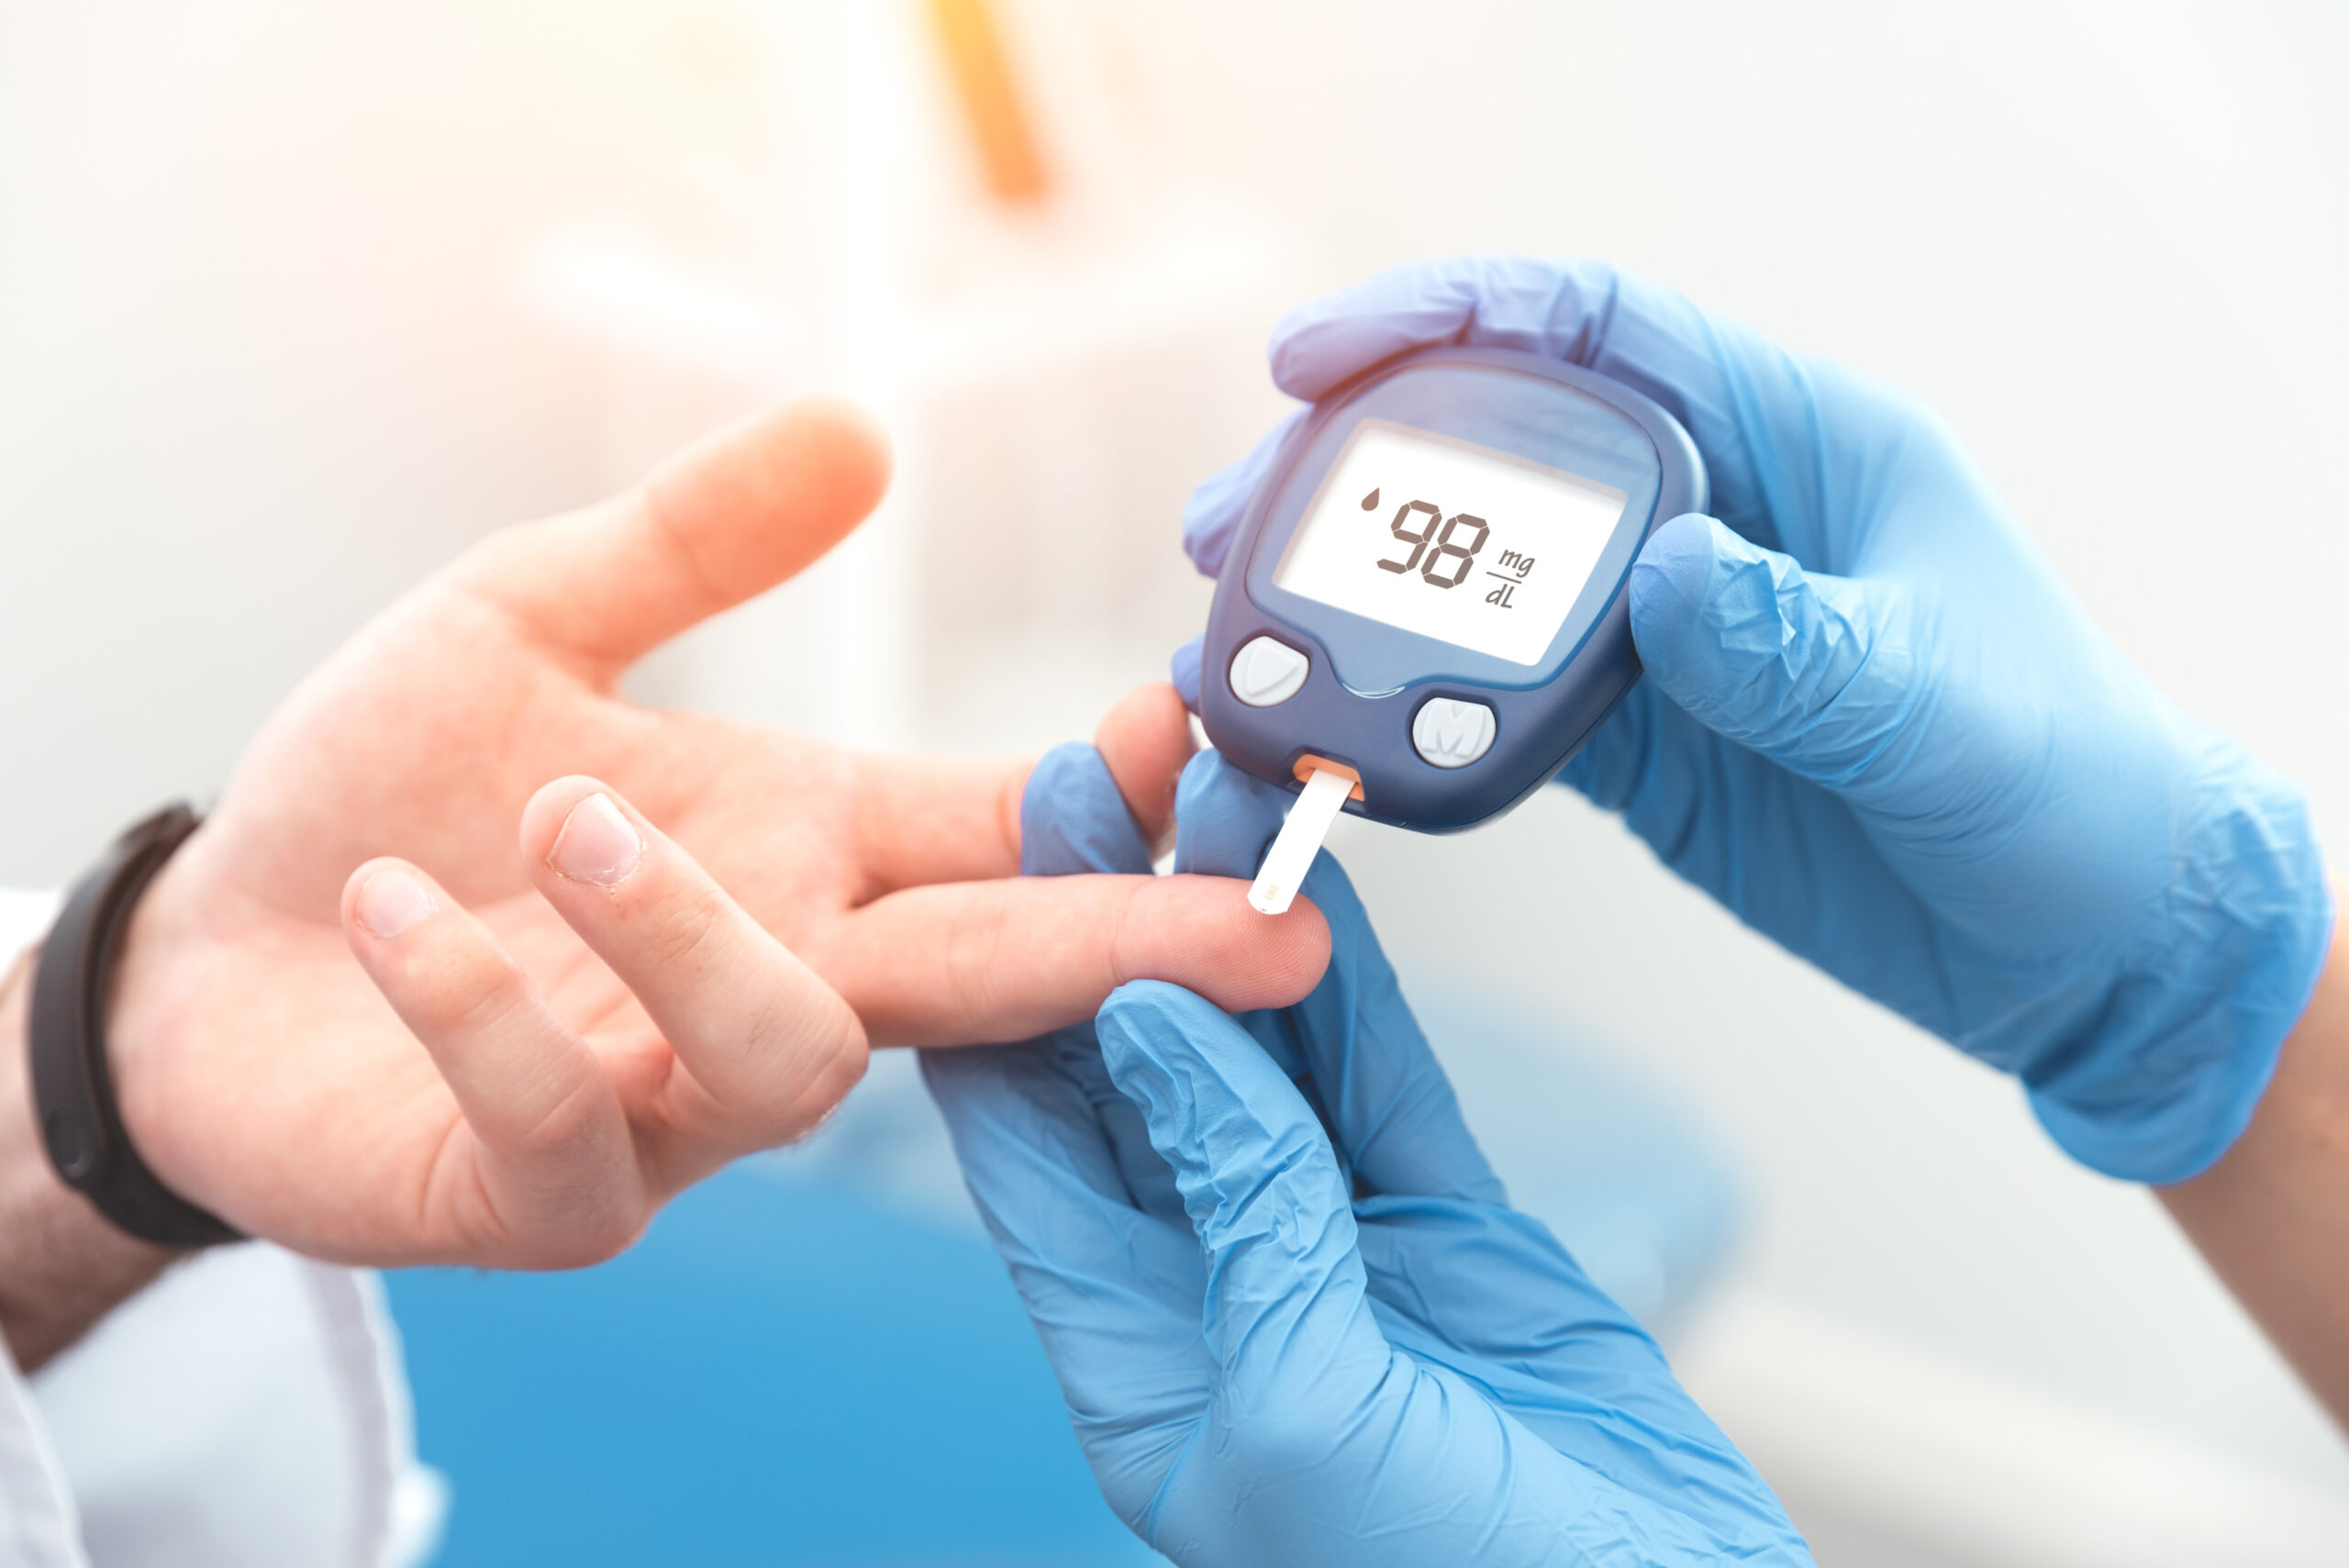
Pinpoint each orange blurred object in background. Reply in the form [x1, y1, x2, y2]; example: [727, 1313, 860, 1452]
[925, 0, 1051, 205]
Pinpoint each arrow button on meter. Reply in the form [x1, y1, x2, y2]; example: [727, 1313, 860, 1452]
[1230, 636, 1309, 707]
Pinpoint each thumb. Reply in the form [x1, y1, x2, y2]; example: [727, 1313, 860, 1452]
[1630, 513, 1924, 795]
[451, 397, 893, 682]
[1019, 742, 1154, 878]
[1170, 749, 1294, 882]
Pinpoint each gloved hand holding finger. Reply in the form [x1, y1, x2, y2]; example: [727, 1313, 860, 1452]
[925, 739, 1813, 1566]
[1171, 751, 1501, 1204]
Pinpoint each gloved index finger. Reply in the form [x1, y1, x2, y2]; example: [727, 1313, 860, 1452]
[1170, 750, 1308, 1090]
[1096, 980, 1393, 1407]
[1265, 254, 1695, 403]
[1174, 751, 1503, 1205]
[1184, 255, 1795, 581]
[919, 1042, 1213, 1476]
[1019, 740, 1186, 1221]
[1180, 406, 1306, 579]
[1282, 852, 1505, 1206]
[923, 738, 1214, 1472]
[1273, 255, 1961, 573]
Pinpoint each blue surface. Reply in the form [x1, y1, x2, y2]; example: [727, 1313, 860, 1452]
[385, 1162, 1163, 1567]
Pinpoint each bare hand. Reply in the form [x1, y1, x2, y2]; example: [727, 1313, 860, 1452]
[98, 401, 1328, 1269]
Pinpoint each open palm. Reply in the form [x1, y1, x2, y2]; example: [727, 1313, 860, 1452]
[103, 402, 1327, 1268]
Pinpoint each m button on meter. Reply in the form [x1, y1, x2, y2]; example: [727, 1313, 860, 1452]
[1230, 635, 1309, 707]
[1412, 698, 1497, 769]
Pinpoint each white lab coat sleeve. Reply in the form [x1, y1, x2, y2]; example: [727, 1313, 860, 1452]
[0, 889, 446, 1568]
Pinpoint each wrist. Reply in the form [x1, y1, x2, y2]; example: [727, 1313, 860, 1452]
[2024, 775, 2335, 1185]
[0, 947, 179, 1373]
[28, 805, 239, 1249]
[105, 859, 196, 1185]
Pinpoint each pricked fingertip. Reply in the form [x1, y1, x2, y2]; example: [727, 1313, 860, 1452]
[1210, 893, 1330, 1012]
[1123, 877, 1330, 1015]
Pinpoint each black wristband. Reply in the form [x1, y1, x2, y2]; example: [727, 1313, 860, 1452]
[28, 804, 243, 1249]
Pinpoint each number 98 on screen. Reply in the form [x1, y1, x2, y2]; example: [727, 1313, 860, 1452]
[1271, 420, 1630, 667]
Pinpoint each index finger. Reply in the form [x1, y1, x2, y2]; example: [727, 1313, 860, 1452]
[1174, 751, 1505, 1206]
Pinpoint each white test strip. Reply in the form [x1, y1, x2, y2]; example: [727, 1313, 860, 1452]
[1249, 767, 1355, 915]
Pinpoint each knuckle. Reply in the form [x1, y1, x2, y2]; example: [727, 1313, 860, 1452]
[1103, 878, 1150, 989]
[639, 882, 731, 972]
[523, 1207, 645, 1271]
[502, 1073, 609, 1164]
[570, 1202, 650, 1264]
[491, 1153, 647, 1270]
[696, 982, 868, 1140]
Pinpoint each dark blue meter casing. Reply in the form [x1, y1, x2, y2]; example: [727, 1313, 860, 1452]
[1201, 346, 1707, 832]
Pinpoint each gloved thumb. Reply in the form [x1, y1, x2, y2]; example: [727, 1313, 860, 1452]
[1020, 741, 1155, 877]
[1170, 749, 1295, 883]
[1629, 514, 1921, 795]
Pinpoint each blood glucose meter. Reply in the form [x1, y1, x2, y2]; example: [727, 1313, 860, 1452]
[1199, 345, 1705, 906]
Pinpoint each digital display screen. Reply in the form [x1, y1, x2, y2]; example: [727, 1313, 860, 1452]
[1272, 419, 1629, 666]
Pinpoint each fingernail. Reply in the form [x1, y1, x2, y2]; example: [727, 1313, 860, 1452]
[355, 866, 433, 940]
[550, 793, 643, 887]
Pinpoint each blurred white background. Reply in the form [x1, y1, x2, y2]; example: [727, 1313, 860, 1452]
[3, 1, 2345, 1562]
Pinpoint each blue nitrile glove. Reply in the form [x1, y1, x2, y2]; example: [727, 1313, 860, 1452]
[1176, 256, 2332, 1184]
[919, 743, 1813, 1567]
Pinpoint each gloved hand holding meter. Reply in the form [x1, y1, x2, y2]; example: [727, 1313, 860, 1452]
[1184, 253, 2329, 1185]
[1197, 341, 1705, 909]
